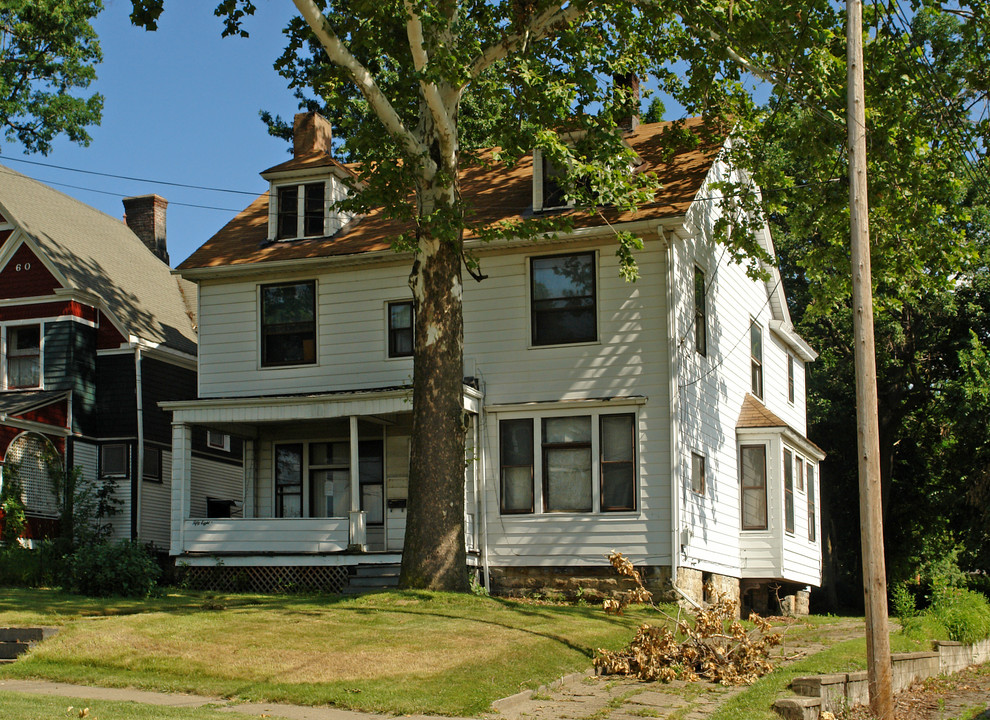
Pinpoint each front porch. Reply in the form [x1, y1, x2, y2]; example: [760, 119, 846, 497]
[162, 384, 483, 590]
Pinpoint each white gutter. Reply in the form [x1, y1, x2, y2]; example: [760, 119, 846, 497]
[176, 217, 690, 281]
[135, 345, 144, 541]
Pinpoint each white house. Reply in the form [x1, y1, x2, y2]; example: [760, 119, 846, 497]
[163, 112, 824, 613]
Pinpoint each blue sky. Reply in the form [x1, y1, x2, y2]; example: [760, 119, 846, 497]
[1, 2, 704, 267]
[2, 1, 301, 266]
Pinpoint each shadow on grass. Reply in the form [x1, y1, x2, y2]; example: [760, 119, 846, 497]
[0, 587, 650, 659]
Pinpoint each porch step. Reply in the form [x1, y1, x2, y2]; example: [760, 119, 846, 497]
[0, 627, 57, 662]
[344, 563, 401, 594]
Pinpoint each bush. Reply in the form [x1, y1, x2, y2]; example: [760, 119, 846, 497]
[67, 540, 160, 598]
[929, 587, 990, 644]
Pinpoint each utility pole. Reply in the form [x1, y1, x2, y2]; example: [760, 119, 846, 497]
[846, 1, 894, 717]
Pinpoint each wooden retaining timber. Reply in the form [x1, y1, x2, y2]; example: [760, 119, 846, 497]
[774, 639, 990, 719]
[0, 627, 58, 663]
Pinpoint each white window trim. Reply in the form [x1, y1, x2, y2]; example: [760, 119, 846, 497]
[206, 430, 231, 452]
[690, 450, 706, 496]
[495, 405, 639, 516]
[256, 280, 319, 370]
[532, 148, 576, 213]
[268, 180, 328, 241]
[2, 321, 45, 391]
[384, 299, 414, 361]
[527, 249, 600, 350]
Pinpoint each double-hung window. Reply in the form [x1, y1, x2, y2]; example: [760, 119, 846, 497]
[740, 444, 767, 530]
[807, 462, 817, 542]
[531, 252, 597, 346]
[387, 300, 414, 358]
[787, 354, 795, 403]
[694, 267, 707, 356]
[750, 321, 763, 399]
[783, 449, 795, 534]
[261, 281, 317, 367]
[276, 182, 326, 239]
[498, 411, 636, 514]
[6, 325, 41, 389]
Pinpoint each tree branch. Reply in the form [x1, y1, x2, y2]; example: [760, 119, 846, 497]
[291, 0, 436, 179]
[466, 1, 586, 82]
[404, 0, 458, 166]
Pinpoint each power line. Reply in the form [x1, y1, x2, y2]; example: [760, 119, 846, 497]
[0, 165, 250, 213]
[0, 154, 263, 196]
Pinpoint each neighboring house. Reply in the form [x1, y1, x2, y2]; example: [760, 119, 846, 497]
[164, 111, 824, 613]
[0, 165, 241, 550]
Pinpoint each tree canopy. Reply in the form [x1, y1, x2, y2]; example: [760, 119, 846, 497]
[0, 0, 103, 154]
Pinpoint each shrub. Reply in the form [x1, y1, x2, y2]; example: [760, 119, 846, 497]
[929, 587, 990, 644]
[891, 583, 918, 622]
[67, 540, 160, 598]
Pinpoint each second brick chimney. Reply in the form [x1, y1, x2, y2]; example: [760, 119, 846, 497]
[293, 112, 333, 158]
[123, 194, 169, 264]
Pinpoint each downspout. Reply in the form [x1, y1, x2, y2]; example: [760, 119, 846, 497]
[135, 345, 144, 541]
[664, 228, 681, 595]
[478, 381, 491, 593]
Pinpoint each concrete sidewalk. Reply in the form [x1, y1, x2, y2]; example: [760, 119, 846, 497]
[0, 678, 466, 720]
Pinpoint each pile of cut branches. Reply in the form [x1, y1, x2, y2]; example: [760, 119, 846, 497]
[594, 551, 782, 684]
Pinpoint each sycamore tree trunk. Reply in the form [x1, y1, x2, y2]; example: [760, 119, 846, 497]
[399, 164, 470, 591]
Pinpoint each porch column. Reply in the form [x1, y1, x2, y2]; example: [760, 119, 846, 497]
[348, 415, 366, 550]
[243, 439, 256, 519]
[170, 422, 192, 555]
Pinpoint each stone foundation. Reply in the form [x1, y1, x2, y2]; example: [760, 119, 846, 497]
[488, 565, 672, 602]
[740, 580, 812, 617]
[675, 567, 741, 614]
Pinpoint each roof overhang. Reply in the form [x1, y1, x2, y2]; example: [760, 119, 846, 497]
[175, 217, 681, 282]
[161, 384, 482, 426]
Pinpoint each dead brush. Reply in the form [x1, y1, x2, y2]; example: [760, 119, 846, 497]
[594, 551, 782, 685]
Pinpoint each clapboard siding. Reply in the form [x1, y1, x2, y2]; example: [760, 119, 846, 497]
[182, 518, 349, 554]
[673, 156, 820, 585]
[43, 320, 97, 435]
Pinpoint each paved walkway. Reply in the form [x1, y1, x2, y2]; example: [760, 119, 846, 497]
[0, 617, 866, 720]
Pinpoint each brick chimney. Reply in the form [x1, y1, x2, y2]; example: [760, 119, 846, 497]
[123, 194, 169, 264]
[293, 111, 333, 158]
[614, 73, 641, 132]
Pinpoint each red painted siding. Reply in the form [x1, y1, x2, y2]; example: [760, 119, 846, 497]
[0, 300, 97, 323]
[0, 244, 62, 298]
[19, 400, 69, 429]
[97, 310, 127, 349]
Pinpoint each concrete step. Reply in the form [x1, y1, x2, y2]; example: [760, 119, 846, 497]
[0, 642, 32, 660]
[0, 627, 59, 662]
[0, 627, 56, 643]
[352, 564, 401, 579]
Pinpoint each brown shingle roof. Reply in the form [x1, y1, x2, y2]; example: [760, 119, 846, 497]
[178, 117, 723, 271]
[737, 394, 791, 429]
[737, 394, 825, 456]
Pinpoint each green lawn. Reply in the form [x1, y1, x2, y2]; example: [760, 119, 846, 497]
[0, 588, 653, 716]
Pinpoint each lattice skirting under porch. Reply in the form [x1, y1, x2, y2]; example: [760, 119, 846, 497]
[178, 564, 350, 594]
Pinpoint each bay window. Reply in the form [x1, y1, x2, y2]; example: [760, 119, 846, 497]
[740, 444, 767, 530]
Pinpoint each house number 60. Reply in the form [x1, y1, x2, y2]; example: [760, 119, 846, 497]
[15, 263, 30, 271]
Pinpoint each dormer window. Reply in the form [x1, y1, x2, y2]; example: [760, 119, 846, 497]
[276, 182, 326, 240]
[533, 149, 573, 212]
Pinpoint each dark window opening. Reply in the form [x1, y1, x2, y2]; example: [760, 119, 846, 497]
[276, 186, 298, 239]
[261, 281, 316, 367]
[304, 182, 325, 237]
[387, 301, 414, 358]
[531, 252, 596, 346]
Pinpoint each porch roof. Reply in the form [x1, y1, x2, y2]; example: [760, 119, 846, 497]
[161, 383, 482, 425]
